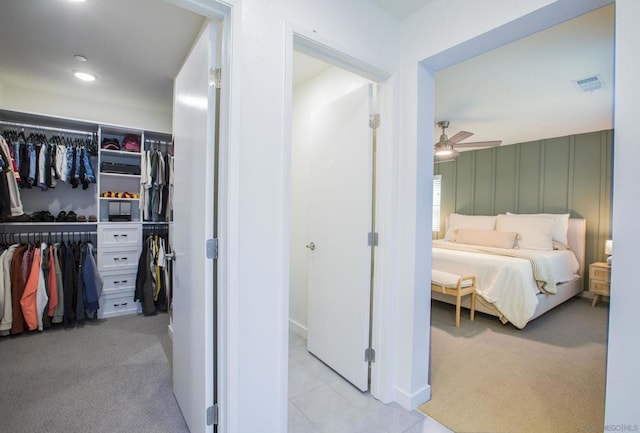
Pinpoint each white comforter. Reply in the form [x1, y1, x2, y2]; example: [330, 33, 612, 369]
[432, 240, 580, 328]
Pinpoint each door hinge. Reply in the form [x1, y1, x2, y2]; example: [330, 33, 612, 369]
[209, 67, 222, 89]
[206, 238, 219, 260]
[364, 347, 376, 363]
[369, 114, 380, 129]
[368, 232, 379, 247]
[206, 403, 219, 425]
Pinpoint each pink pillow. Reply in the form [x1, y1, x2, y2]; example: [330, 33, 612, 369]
[453, 228, 518, 249]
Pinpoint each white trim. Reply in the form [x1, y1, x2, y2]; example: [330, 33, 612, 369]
[288, 319, 308, 339]
[394, 384, 432, 410]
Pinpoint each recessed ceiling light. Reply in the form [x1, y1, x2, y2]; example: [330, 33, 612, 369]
[73, 71, 97, 82]
[74, 54, 88, 62]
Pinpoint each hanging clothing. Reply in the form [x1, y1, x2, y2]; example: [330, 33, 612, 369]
[61, 242, 77, 327]
[52, 243, 65, 324]
[20, 247, 45, 331]
[82, 243, 102, 319]
[139, 150, 172, 222]
[1, 131, 96, 191]
[10, 245, 27, 335]
[134, 233, 169, 315]
[0, 245, 18, 335]
[0, 136, 25, 217]
[0, 239, 102, 336]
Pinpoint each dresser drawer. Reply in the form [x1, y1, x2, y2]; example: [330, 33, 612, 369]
[98, 293, 140, 318]
[101, 271, 138, 296]
[98, 224, 142, 247]
[98, 248, 140, 272]
[589, 265, 610, 282]
[589, 280, 610, 296]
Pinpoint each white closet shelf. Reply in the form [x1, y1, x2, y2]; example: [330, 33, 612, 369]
[99, 149, 142, 157]
[99, 197, 139, 202]
[100, 172, 140, 179]
[0, 222, 98, 226]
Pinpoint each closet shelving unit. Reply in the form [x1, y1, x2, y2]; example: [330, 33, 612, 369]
[96, 126, 171, 318]
[97, 125, 143, 224]
[1, 109, 172, 319]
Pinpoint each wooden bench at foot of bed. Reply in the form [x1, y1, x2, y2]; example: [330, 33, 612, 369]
[431, 269, 476, 327]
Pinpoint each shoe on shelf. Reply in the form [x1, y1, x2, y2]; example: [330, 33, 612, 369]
[3, 213, 33, 222]
[77, 215, 87, 222]
[30, 211, 44, 222]
[88, 215, 97, 222]
[56, 211, 67, 222]
[65, 211, 78, 222]
[42, 211, 55, 222]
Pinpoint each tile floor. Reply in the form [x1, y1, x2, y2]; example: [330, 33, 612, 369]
[288, 329, 453, 433]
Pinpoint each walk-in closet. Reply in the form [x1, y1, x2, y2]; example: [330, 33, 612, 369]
[0, 0, 209, 431]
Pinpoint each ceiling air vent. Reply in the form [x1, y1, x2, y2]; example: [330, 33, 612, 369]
[573, 74, 604, 93]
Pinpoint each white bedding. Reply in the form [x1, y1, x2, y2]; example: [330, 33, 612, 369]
[432, 240, 580, 328]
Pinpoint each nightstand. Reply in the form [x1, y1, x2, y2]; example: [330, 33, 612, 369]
[589, 262, 611, 307]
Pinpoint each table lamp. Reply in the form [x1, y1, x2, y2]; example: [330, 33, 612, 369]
[605, 239, 613, 265]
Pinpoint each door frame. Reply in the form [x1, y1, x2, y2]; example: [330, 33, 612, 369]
[284, 24, 397, 403]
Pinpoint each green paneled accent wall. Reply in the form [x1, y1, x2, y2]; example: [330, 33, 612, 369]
[435, 129, 613, 290]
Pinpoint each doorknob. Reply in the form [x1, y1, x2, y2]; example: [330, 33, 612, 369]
[306, 242, 316, 251]
[165, 251, 176, 261]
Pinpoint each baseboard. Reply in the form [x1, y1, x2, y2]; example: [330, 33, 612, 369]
[394, 384, 431, 410]
[288, 318, 307, 339]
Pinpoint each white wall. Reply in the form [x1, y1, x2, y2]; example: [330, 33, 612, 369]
[19, 177, 97, 218]
[221, 1, 399, 432]
[1, 83, 171, 133]
[605, 0, 640, 426]
[229, 0, 626, 430]
[290, 66, 371, 336]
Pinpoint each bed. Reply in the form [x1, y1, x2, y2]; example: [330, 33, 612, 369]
[431, 214, 586, 329]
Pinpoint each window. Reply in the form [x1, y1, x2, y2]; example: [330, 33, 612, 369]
[433, 175, 442, 232]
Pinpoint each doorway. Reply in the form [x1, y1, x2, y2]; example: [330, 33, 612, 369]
[423, 5, 614, 432]
[289, 49, 376, 394]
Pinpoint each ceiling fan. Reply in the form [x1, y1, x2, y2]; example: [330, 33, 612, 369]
[434, 121, 502, 162]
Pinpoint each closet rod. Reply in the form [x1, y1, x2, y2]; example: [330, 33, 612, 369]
[0, 120, 95, 137]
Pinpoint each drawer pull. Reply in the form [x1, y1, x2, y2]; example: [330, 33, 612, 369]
[112, 280, 129, 285]
[113, 257, 128, 262]
[113, 302, 128, 307]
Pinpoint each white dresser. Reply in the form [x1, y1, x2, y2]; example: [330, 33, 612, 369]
[97, 223, 143, 318]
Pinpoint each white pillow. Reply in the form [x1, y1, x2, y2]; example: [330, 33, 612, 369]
[444, 214, 497, 241]
[506, 212, 570, 245]
[496, 214, 555, 250]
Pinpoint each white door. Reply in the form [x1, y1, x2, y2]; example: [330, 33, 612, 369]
[172, 22, 218, 433]
[307, 83, 373, 391]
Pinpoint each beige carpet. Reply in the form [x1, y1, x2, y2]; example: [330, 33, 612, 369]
[419, 297, 608, 433]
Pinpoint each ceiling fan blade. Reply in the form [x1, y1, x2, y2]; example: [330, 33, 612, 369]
[446, 131, 473, 145]
[454, 140, 502, 148]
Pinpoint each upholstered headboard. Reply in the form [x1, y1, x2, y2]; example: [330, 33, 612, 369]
[567, 218, 586, 278]
[443, 215, 586, 277]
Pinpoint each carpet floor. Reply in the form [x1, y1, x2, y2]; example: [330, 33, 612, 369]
[0, 313, 189, 433]
[419, 297, 609, 433]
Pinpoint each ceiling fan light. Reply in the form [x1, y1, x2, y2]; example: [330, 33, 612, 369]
[434, 141, 457, 157]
